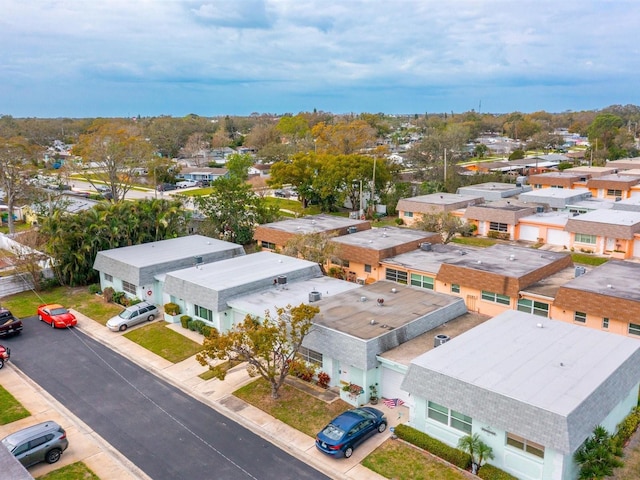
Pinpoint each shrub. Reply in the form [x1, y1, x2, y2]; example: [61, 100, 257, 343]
[316, 371, 330, 389]
[40, 276, 61, 290]
[288, 359, 317, 382]
[164, 303, 181, 316]
[112, 291, 126, 305]
[395, 218, 404, 225]
[88, 284, 101, 294]
[180, 315, 192, 329]
[477, 464, 518, 480]
[201, 325, 212, 337]
[187, 320, 196, 331]
[614, 407, 640, 446]
[394, 424, 471, 470]
[193, 320, 205, 333]
[102, 286, 115, 303]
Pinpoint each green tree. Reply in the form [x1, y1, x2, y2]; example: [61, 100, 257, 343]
[473, 143, 489, 159]
[415, 212, 472, 243]
[588, 113, 624, 151]
[311, 119, 377, 155]
[41, 198, 188, 286]
[225, 152, 254, 181]
[0, 136, 39, 234]
[457, 433, 494, 475]
[268, 152, 322, 208]
[195, 177, 280, 245]
[282, 232, 340, 273]
[196, 303, 320, 399]
[574, 425, 623, 480]
[73, 120, 154, 202]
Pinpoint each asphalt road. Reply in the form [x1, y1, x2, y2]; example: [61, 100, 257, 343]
[5, 319, 329, 480]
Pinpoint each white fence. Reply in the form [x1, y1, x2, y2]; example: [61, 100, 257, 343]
[0, 233, 53, 298]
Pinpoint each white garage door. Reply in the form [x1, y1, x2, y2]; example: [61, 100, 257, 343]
[547, 228, 570, 247]
[518, 225, 539, 242]
[381, 367, 412, 406]
[634, 239, 640, 258]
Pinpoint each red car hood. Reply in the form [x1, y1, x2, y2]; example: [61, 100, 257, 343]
[53, 313, 76, 324]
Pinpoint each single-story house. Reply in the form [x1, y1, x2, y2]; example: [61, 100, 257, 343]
[396, 193, 484, 227]
[457, 182, 532, 201]
[93, 235, 245, 305]
[402, 310, 640, 480]
[564, 209, 640, 258]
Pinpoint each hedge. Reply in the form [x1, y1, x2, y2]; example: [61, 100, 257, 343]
[393, 424, 471, 469]
[615, 406, 640, 446]
[477, 464, 518, 480]
[180, 315, 192, 329]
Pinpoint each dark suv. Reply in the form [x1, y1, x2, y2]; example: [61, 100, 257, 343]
[1, 421, 69, 467]
[0, 307, 22, 338]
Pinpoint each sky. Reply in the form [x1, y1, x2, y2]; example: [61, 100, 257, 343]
[2, 1, 639, 118]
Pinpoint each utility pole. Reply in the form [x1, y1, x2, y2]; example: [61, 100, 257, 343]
[444, 148, 447, 183]
[371, 158, 377, 218]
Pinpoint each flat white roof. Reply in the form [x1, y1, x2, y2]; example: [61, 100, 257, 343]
[411, 311, 640, 416]
[518, 211, 570, 227]
[96, 235, 242, 267]
[572, 209, 640, 226]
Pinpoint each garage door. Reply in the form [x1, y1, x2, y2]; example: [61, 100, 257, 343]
[547, 228, 570, 247]
[518, 225, 539, 242]
[381, 366, 412, 406]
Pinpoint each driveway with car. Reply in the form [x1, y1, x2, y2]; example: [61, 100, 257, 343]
[5, 318, 329, 480]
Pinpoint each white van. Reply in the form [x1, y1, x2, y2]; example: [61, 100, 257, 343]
[176, 180, 199, 188]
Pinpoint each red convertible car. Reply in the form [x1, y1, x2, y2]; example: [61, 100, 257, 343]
[37, 304, 77, 329]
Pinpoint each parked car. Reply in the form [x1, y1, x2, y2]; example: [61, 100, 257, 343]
[0, 307, 22, 338]
[176, 180, 199, 188]
[315, 407, 387, 458]
[0, 344, 10, 369]
[274, 189, 288, 198]
[1, 420, 69, 467]
[156, 183, 177, 192]
[106, 301, 159, 332]
[37, 304, 77, 329]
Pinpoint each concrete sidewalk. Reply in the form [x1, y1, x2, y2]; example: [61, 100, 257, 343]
[3, 312, 406, 479]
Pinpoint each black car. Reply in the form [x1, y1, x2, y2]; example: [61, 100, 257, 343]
[0, 308, 22, 338]
[156, 183, 177, 192]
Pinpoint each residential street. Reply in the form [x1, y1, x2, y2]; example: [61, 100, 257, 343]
[4, 319, 330, 480]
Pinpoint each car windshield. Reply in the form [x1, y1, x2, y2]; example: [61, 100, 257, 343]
[50, 307, 68, 315]
[352, 408, 376, 420]
[118, 310, 134, 320]
[321, 424, 345, 441]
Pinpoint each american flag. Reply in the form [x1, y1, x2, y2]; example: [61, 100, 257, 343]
[383, 398, 405, 409]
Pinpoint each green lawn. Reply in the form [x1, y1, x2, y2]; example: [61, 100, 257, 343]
[123, 322, 203, 363]
[37, 461, 99, 480]
[571, 252, 609, 266]
[363, 440, 467, 480]
[0, 384, 30, 425]
[0, 222, 32, 234]
[0, 286, 122, 323]
[451, 236, 496, 247]
[234, 378, 351, 437]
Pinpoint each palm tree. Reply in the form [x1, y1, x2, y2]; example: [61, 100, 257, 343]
[574, 426, 623, 480]
[458, 433, 494, 474]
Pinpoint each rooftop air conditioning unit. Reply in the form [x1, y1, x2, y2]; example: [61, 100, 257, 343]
[421, 242, 432, 252]
[277, 275, 287, 285]
[575, 266, 587, 277]
[194, 255, 203, 265]
[347, 226, 358, 234]
[434, 334, 451, 347]
[309, 291, 322, 302]
[536, 206, 544, 213]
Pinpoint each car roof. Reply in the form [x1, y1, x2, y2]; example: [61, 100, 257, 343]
[42, 304, 64, 309]
[2, 421, 62, 443]
[330, 409, 372, 430]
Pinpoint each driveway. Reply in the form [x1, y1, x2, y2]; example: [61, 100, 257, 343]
[4, 319, 329, 480]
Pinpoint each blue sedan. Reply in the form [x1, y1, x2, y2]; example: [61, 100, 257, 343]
[315, 407, 387, 458]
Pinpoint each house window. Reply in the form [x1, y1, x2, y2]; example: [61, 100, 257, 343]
[122, 281, 136, 295]
[331, 258, 349, 268]
[629, 323, 640, 336]
[574, 311, 587, 324]
[386, 268, 408, 284]
[104, 273, 113, 282]
[298, 347, 323, 366]
[602, 318, 609, 329]
[534, 184, 542, 188]
[364, 264, 372, 273]
[607, 189, 623, 197]
[410, 273, 434, 290]
[489, 222, 508, 232]
[481, 290, 511, 305]
[404, 211, 414, 218]
[575, 233, 596, 244]
[550, 185, 564, 189]
[506, 433, 545, 458]
[517, 298, 549, 317]
[427, 401, 472, 434]
[194, 305, 213, 322]
[261, 240, 276, 250]
[451, 284, 460, 293]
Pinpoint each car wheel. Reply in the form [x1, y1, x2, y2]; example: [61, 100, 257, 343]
[45, 448, 62, 464]
[147, 314, 155, 322]
[119, 324, 128, 332]
[344, 446, 353, 458]
[378, 422, 387, 433]
[38, 314, 43, 321]
[0, 359, 4, 369]
[51, 320, 55, 329]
